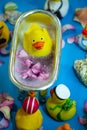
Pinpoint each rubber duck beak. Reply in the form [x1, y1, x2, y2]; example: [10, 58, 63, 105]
[32, 42, 44, 50]
[28, 91, 36, 97]
[50, 89, 54, 96]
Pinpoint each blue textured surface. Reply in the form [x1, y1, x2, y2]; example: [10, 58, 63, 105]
[0, 0, 87, 130]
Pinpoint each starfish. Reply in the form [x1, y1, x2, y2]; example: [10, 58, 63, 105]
[74, 7, 87, 27]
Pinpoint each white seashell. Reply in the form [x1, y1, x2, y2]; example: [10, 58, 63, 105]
[5, 11, 21, 25]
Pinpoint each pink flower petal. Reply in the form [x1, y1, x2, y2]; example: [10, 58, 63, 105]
[0, 93, 14, 108]
[78, 117, 87, 125]
[62, 39, 65, 48]
[22, 72, 28, 79]
[9, 30, 13, 38]
[62, 24, 75, 33]
[0, 47, 10, 55]
[31, 74, 38, 79]
[38, 72, 49, 80]
[32, 62, 41, 74]
[0, 60, 4, 66]
[17, 50, 28, 58]
[67, 36, 75, 44]
[74, 36, 78, 44]
[15, 68, 20, 72]
[27, 69, 33, 77]
[39, 126, 43, 130]
[24, 59, 33, 68]
[84, 102, 87, 113]
[0, 118, 9, 129]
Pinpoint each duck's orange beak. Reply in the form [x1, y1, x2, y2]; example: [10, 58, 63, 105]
[50, 89, 54, 96]
[32, 42, 44, 50]
[28, 91, 36, 97]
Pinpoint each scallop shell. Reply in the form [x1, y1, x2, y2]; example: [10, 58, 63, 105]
[74, 57, 87, 86]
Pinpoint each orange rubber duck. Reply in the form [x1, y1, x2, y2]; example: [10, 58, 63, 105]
[57, 123, 72, 130]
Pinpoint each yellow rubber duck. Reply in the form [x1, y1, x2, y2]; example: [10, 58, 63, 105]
[0, 21, 9, 48]
[15, 96, 43, 130]
[46, 84, 76, 121]
[23, 23, 52, 57]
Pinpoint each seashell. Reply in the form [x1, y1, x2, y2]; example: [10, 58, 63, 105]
[4, 2, 18, 12]
[74, 57, 87, 86]
[5, 10, 21, 25]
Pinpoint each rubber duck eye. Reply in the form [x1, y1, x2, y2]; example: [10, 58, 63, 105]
[32, 39, 35, 42]
[41, 37, 44, 40]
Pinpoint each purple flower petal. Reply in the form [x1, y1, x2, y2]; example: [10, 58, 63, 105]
[78, 117, 87, 125]
[84, 102, 87, 113]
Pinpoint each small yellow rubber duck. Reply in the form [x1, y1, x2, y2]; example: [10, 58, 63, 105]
[23, 23, 52, 57]
[46, 84, 76, 121]
[0, 21, 10, 48]
[15, 96, 43, 130]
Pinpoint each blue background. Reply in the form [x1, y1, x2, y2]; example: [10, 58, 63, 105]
[0, 0, 87, 130]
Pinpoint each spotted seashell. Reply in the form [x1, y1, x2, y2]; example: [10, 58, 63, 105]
[74, 58, 87, 86]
